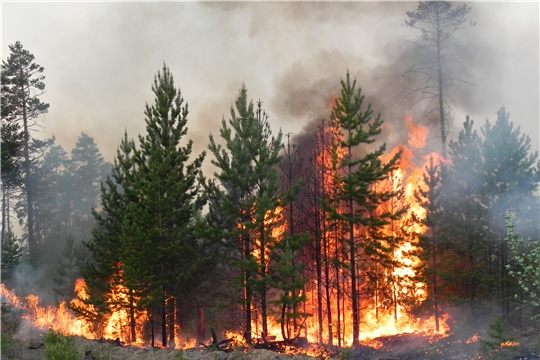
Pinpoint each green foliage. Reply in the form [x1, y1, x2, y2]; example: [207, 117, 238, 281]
[1, 334, 23, 359]
[53, 234, 88, 300]
[1, 41, 53, 266]
[81, 63, 210, 346]
[505, 215, 540, 321]
[174, 349, 188, 360]
[270, 236, 311, 340]
[479, 315, 516, 359]
[206, 83, 284, 338]
[1, 230, 23, 283]
[43, 329, 80, 360]
[68, 132, 109, 242]
[338, 347, 352, 360]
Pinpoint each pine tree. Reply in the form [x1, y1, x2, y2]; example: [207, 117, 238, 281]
[270, 237, 310, 341]
[1, 230, 23, 286]
[328, 71, 401, 345]
[404, 1, 475, 158]
[442, 117, 490, 323]
[0, 119, 23, 242]
[69, 132, 109, 242]
[206, 84, 284, 342]
[121, 63, 207, 347]
[415, 156, 443, 331]
[481, 107, 539, 318]
[1, 41, 52, 266]
[33, 144, 72, 261]
[79, 131, 137, 340]
[53, 234, 88, 301]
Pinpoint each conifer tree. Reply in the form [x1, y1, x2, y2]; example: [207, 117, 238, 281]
[328, 71, 401, 345]
[206, 84, 283, 342]
[442, 117, 490, 323]
[79, 131, 137, 340]
[1, 41, 52, 266]
[69, 132, 109, 242]
[121, 63, 207, 347]
[404, 1, 475, 158]
[270, 237, 310, 341]
[1, 230, 23, 286]
[415, 156, 443, 331]
[0, 119, 23, 242]
[481, 107, 539, 318]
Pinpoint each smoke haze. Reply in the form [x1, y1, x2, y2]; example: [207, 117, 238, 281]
[2, 1, 538, 168]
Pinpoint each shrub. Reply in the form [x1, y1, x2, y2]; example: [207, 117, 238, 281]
[43, 329, 80, 360]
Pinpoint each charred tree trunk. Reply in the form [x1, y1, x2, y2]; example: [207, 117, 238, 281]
[349, 205, 359, 346]
[323, 228, 333, 345]
[335, 227, 342, 347]
[315, 226, 324, 344]
[162, 293, 167, 347]
[244, 232, 252, 344]
[168, 296, 175, 348]
[129, 288, 136, 343]
[260, 232, 268, 338]
[197, 305, 205, 344]
[150, 312, 155, 347]
[432, 226, 440, 332]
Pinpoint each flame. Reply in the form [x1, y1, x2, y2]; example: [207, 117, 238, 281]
[501, 340, 519, 348]
[465, 333, 479, 344]
[406, 115, 429, 149]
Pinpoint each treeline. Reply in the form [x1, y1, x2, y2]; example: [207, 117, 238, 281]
[2, 41, 539, 349]
[1, 42, 110, 301]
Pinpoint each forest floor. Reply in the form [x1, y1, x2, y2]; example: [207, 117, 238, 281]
[5, 327, 540, 360]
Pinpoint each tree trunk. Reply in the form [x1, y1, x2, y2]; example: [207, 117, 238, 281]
[162, 293, 167, 347]
[244, 232, 252, 344]
[315, 227, 324, 344]
[435, 8, 447, 159]
[169, 297, 175, 348]
[323, 229, 333, 345]
[197, 305, 205, 344]
[432, 225, 440, 332]
[21, 79, 36, 267]
[1, 187, 7, 242]
[129, 287, 136, 343]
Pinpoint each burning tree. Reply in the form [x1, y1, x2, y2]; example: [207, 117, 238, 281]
[326, 71, 403, 345]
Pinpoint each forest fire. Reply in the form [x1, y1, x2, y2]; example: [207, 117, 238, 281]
[0, 111, 452, 353]
[0, 83, 452, 354]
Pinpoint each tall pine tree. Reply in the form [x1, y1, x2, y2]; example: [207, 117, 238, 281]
[206, 84, 284, 342]
[1, 41, 52, 266]
[121, 63, 207, 347]
[328, 71, 401, 345]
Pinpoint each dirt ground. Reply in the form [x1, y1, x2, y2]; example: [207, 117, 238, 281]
[4, 330, 539, 360]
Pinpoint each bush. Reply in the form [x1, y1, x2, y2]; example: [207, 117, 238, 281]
[43, 329, 80, 360]
[479, 315, 517, 360]
[1, 334, 23, 359]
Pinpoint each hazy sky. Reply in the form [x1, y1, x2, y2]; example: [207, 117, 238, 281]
[2, 1, 539, 168]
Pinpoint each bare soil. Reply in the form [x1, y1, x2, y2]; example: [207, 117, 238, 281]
[6, 330, 539, 360]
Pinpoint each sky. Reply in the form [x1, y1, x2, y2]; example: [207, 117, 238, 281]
[2, 1, 539, 172]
